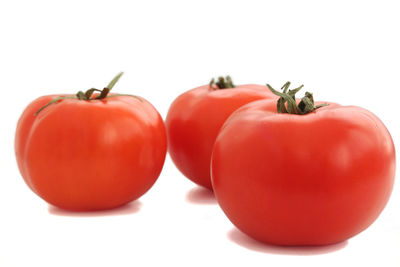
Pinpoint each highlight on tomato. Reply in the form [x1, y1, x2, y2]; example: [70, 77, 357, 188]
[15, 73, 167, 211]
[211, 82, 396, 245]
[166, 76, 277, 190]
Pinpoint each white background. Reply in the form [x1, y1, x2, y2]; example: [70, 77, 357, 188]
[0, 0, 399, 266]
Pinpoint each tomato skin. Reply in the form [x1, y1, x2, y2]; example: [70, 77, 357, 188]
[15, 95, 167, 211]
[15, 95, 59, 191]
[166, 84, 276, 190]
[211, 99, 396, 245]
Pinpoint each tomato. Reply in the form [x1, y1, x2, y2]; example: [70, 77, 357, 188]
[166, 76, 277, 190]
[15, 73, 167, 211]
[211, 82, 396, 245]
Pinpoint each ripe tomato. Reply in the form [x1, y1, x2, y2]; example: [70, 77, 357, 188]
[15, 73, 167, 211]
[166, 76, 277, 190]
[211, 83, 396, 245]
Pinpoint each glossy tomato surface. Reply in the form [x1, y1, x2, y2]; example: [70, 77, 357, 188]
[15, 94, 167, 211]
[211, 99, 396, 245]
[166, 84, 276, 190]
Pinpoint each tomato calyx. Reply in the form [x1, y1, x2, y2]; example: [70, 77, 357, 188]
[209, 76, 235, 90]
[35, 72, 142, 115]
[267, 82, 328, 115]
[75, 72, 124, 101]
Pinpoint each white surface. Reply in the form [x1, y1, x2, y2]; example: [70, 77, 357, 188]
[0, 0, 399, 266]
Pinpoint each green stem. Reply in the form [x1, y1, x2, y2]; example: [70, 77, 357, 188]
[209, 76, 235, 90]
[35, 72, 140, 115]
[106, 72, 124, 91]
[85, 88, 103, 100]
[34, 96, 77, 115]
[267, 82, 328, 115]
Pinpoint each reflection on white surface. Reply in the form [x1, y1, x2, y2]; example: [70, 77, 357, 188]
[227, 228, 348, 255]
[185, 186, 217, 205]
[48, 200, 143, 217]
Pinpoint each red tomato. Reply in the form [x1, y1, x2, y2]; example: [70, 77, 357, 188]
[15, 73, 167, 211]
[211, 83, 396, 245]
[166, 77, 277, 190]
